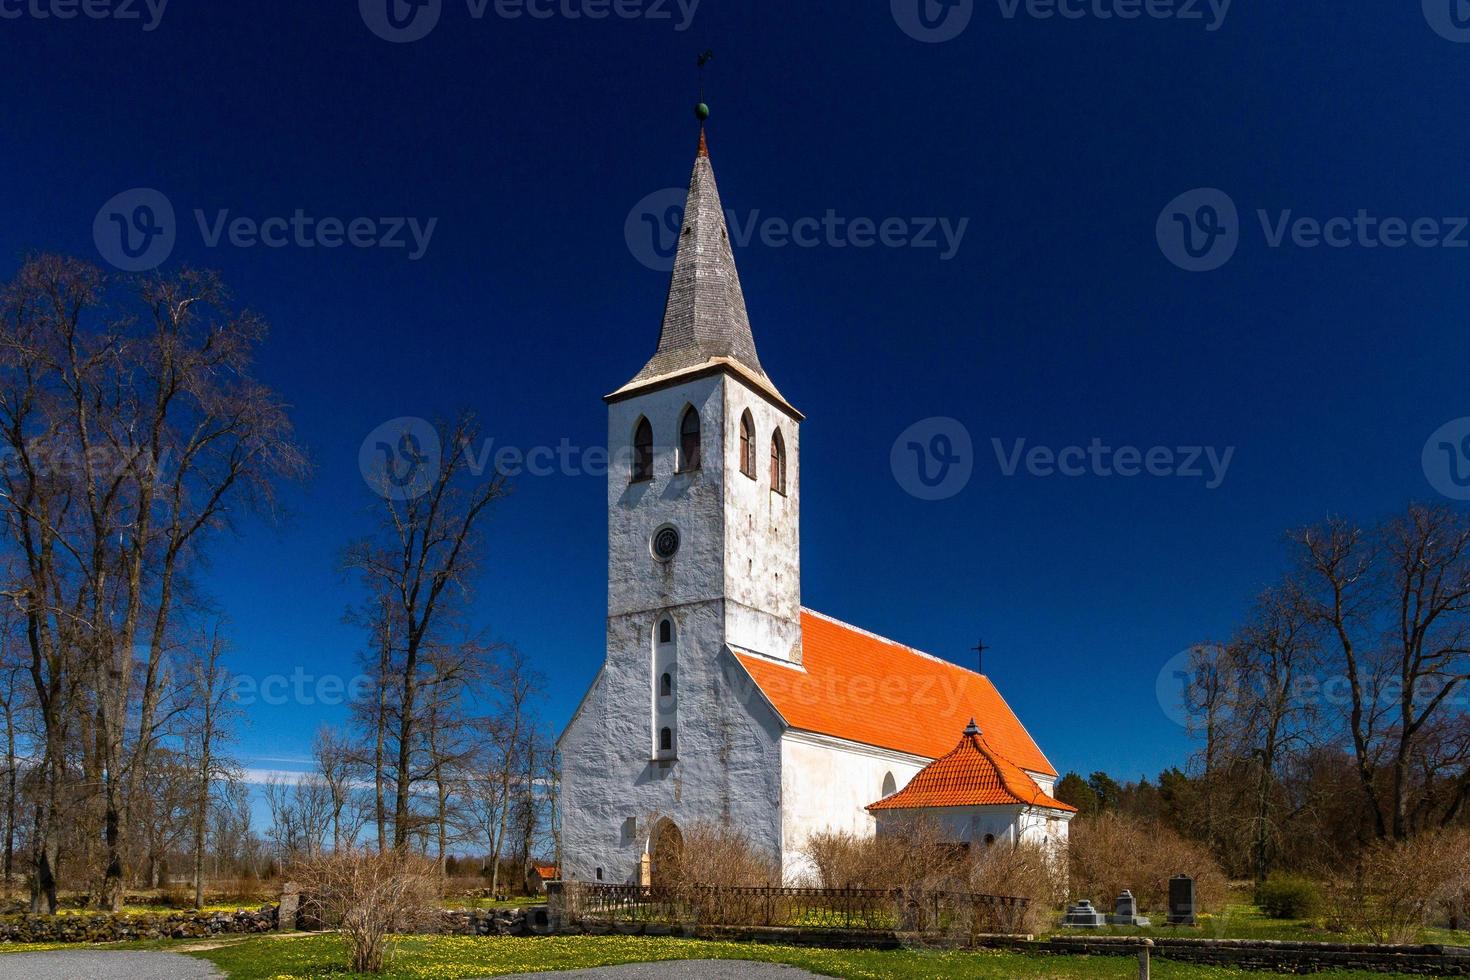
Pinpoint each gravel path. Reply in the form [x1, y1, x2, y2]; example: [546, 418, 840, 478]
[487, 962, 826, 980]
[0, 950, 223, 979]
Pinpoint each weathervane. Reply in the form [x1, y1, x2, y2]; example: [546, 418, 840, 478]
[696, 49, 713, 122]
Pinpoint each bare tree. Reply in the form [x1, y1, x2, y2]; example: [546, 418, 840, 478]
[1294, 505, 1470, 839]
[314, 726, 359, 852]
[1221, 584, 1320, 881]
[344, 412, 507, 850]
[0, 256, 305, 908]
[182, 625, 241, 907]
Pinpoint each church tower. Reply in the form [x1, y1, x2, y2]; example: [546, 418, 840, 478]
[603, 121, 804, 698]
[558, 117, 799, 884]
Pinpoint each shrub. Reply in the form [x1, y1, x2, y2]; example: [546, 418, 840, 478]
[291, 849, 442, 974]
[969, 841, 1067, 933]
[1320, 828, 1470, 944]
[804, 816, 971, 891]
[1068, 812, 1226, 914]
[674, 820, 779, 888]
[1256, 873, 1321, 919]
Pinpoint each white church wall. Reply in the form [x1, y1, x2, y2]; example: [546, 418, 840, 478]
[560, 611, 786, 884]
[778, 730, 927, 883]
[873, 804, 1071, 852]
[721, 376, 802, 664]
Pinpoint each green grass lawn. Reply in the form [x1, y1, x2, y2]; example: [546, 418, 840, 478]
[188, 932, 1436, 980]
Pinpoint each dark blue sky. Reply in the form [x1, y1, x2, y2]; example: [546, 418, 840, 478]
[4, 1, 1469, 786]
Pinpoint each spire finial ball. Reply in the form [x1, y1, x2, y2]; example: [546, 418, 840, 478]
[695, 102, 710, 122]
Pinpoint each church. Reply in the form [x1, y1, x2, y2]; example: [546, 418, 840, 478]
[557, 119, 1075, 886]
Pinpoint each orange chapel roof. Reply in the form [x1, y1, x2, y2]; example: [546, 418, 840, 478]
[866, 722, 1076, 813]
[732, 610, 1058, 777]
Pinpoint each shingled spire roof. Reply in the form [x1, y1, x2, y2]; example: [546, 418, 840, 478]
[608, 127, 798, 417]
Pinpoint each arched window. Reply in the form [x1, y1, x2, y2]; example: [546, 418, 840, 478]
[739, 410, 756, 479]
[658, 618, 672, 644]
[881, 772, 897, 797]
[678, 407, 701, 472]
[770, 428, 787, 494]
[659, 727, 673, 751]
[660, 672, 672, 697]
[632, 418, 653, 483]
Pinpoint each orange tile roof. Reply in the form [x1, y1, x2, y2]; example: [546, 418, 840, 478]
[868, 723, 1076, 812]
[732, 610, 1058, 777]
[531, 865, 559, 880]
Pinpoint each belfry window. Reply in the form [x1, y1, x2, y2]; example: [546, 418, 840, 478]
[678, 407, 701, 472]
[770, 428, 787, 494]
[632, 418, 653, 483]
[659, 619, 672, 644]
[739, 410, 756, 479]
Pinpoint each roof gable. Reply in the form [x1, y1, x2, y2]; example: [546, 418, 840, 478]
[732, 610, 1058, 777]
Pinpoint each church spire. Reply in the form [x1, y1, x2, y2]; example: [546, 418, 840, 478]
[624, 104, 775, 393]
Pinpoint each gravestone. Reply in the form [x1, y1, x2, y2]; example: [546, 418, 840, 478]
[1107, 889, 1151, 927]
[1062, 899, 1107, 928]
[277, 881, 300, 933]
[1167, 875, 1197, 926]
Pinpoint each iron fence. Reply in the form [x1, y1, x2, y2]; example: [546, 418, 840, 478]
[564, 882, 1030, 937]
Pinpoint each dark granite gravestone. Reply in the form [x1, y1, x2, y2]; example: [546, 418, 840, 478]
[1062, 899, 1107, 928]
[1168, 874, 1197, 926]
[1107, 888, 1151, 927]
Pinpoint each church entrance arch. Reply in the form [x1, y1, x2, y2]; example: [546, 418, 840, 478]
[649, 818, 684, 892]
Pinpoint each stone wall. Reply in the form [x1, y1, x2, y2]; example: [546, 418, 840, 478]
[0, 906, 279, 943]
